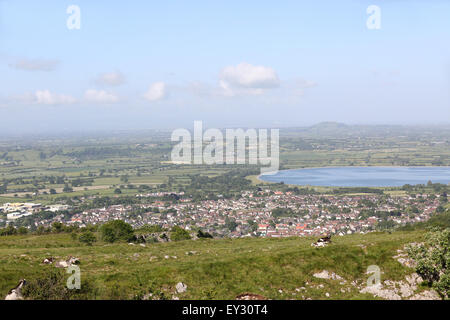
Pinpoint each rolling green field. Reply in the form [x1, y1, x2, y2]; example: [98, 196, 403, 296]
[0, 230, 427, 300]
[1, 124, 449, 205]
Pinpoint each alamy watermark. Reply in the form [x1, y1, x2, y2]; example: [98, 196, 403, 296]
[366, 265, 381, 287]
[64, 5, 381, 31]
[170, 121, 279, 175]
[67, 5, 81, 30]
[367, 5, 381, 30]
[66, 265, 81, 290]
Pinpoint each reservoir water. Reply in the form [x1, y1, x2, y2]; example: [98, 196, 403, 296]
[258, 166, 450, 187]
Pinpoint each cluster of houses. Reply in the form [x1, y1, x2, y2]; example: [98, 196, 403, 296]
[136, 191, 185, 198]
[0, 203, 70, 221]
[37, 190, 443, 238]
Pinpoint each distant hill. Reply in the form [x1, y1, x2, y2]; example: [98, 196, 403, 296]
[282, 122, 450, 138]
[310, 121, 348, 129]
[306, 122, 350, 135]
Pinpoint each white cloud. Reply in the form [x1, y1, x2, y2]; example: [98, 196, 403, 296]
[84, 89, 120, 104]
[36, 90, 76, 105]
[143, 82, 168, 102]
[219, 63, 280, 96]
[9, 58, 59, 71]
[95, 71, 125, 86]
[9, 90, 76, 105]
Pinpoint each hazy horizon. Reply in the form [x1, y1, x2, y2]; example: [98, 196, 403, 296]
[1, 121, 450, 141]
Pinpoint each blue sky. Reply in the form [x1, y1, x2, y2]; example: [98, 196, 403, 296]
[0, 0, 449, 134]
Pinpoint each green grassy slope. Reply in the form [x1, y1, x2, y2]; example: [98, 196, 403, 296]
[0, 230, 426, 300]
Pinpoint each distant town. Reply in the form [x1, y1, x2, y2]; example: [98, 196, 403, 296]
[1, 189, 443, 239]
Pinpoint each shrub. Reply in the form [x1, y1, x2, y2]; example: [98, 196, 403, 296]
[52, 222, 64, 233]
[22, 268, 94, 300]
[100, 220, 134, 243]
[170, 226, 191, 241]
[17, 226, 28, 235]
[136, 224, 163, 233]
[63, 185, 73, 193]
[78, 231, 97, 246]
[36, 225, 48, 235]
[0, 225, 17, 236]
[407, 228, 450, 298]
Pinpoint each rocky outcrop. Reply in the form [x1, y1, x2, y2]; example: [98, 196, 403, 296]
[359, 273, 440, 300]
[236, 293, 267, 300]
[409, 290, 441, 300]
[393, 250, 417, 268]
[176, 282, 187, 293]
[313, 270, 344, 281]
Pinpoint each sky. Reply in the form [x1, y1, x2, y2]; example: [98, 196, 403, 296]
[0, 0, 450, 135]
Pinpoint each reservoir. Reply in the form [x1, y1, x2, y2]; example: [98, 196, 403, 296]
[258, 166, 450, 187]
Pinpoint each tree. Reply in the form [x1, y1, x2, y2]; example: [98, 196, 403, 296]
[269, 220, 276, 229]
[225, 217, 238, 232]
[49, 188, 57, 195]
[170, 226, 191, 241]
[0, 225, 17, 236]
[52, 222, 64, 233]
[247, 220, 258, 232]
[36, 225, 47, 235]
[17, 226, 28, 235]
[0, 184, 7, 194]
[407, 228, 450, 298]
[114, 188, 122, 194]
[63, 184, 73, 193]
[78, 231, 97, 246]
[272, 208, 294, 217]
[100, 220, 134, 243]
[39, 151, 47, 161]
